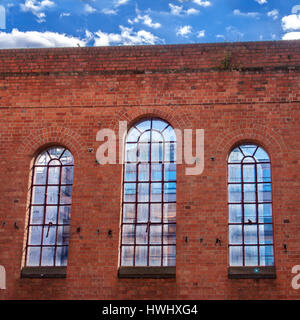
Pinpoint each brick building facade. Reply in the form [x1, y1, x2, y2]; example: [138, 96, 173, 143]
[0, 40, 300, 299]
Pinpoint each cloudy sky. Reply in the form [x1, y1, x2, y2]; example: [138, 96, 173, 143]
[0, 0, 300, 48]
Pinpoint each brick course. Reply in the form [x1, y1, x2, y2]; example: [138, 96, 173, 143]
[0, 40, 300, 299]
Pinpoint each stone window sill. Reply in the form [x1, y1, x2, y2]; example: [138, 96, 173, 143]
[21, 266, 67, 279]
[228, 266, 276, 279]
[118, 267, 176, 279]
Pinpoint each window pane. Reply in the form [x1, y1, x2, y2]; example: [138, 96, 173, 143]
[163, 203, 176, 223]
[60, 150, 74, 165]
[138, 144, 150, 162]
[136, 225, 148, 244]
[124, 183, 136, 202]
[125, 144, 137, 162]
[121, 246, 134, 266]
[150, 203, 162, 222]
[29, 226, 42, 245]
[45, 206, 57, 224]
[32, 186, 45, 205]
[254, 147, 269, 162]
[151, 183, 162, 202]
[47, 186, 59, 204]
[163, 224, 176, 244]
[164, 163, 176, 181]
[136, 119, 151, 132]
[258, 203, 272, 223]
[48, 166, 60, 185]
[58, 206, 71, 224]
[33, 166, 47, 185]
[257, 163, 271, 182]
[162, 126, 176, 142]
[41, 247, 55, 266]
[259, 225, 273, 244]
[135, 246, 148, 266]
[152, 119, 169, 132]
[240, 145, 257, 157]
[56, 246, 68, 266]
[60, 185, 72, 204]
[243, 164, 255, 183]
[151, 164, 162, 181]
[151, 130, 163, 143]
[228, 184, 242, 203]
[243, 184, 256, 203]
[137, 203, 148, 222]
[259, 246, 274, 266]
[61, 166, 74, 184]
[151, 143, 163, 162]
[30, 206, 44, 224]
[244, 204, 256, 223]
[139, 131, 150, 143]
[229, 225, 242, 244]
[229, 246, 243, 266]
[150, 225, 162, 244]
[42, 225, 56, 245]
[258, 183, 272, 202]
[127, 127, 140, 142]
[48, 147, 64, 159]
[163, 245, 176, 266]
[123, 204, 136, 223]
[122, 225, 135, 244]
[27, 247, 41, 266]
[138, 183, 149, 202]
[228, 165, 241, 182]
[35, 151, 50, 165]
[244, 246, 258, 266]
[228, 148, 243, 163]
[228, 204, 242, 223]
[57, 226, 70, 245]
[244, 225, 258, 244]
[165, 143, 176, 162]
[138, 164, 149, 181]
[164, 182, 176, 202]
[149, 246, 161, 266]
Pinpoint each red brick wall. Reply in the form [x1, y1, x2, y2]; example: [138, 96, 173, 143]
[0, 40, 300, 299]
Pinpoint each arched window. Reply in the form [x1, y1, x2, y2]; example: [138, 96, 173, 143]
[228, 144, 274, 267]
[120, 118, 176, 267]
[24, 147, 74, 267]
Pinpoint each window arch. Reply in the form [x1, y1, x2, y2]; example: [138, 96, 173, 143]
[228, 144, 274, 266]
[120, 118, 176, 267]
[24, 146, 74, 267]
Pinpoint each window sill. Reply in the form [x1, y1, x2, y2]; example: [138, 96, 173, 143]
[118, 267, 176, 279]
[21, 266, 67, 279]
[228, 266, 276, 279]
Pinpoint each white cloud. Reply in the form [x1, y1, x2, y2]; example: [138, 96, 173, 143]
[176, 25, 192, 37]
[0, 28, 86, 49]
[94, 26, 163, 46]
[102, 8, 117, 15]
[233, 9, 259, 18]
[59, 12, 70, 18]
[267, 9, 279, 20]
[20, 0, 55, 23]
[197, 30, 205, 38]
[128, 14, 161, 29]
[84, 4, 97, 14]
[255, 0, 267, 4]
[114, 0, 130, 7]
[186, 8, 199, 15]
[282, 14, 300, 31]
[169, 4, 183, 16]
[193, 0, 211, 7]
[282, 32, 300, 40]
[169, 4, 199, 16]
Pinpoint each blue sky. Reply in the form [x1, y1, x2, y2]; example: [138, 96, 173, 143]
[0, 0, 300, 48]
